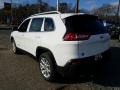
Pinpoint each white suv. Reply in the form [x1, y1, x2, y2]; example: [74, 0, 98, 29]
[10, 11, 111, 81]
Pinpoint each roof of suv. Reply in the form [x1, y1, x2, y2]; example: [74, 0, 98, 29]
[30, 11, 86, 19]
[60, 13, 85, 19]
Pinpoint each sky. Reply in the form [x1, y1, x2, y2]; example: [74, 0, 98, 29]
[49, 0, 118, 10]
[0, 0, 119, 10]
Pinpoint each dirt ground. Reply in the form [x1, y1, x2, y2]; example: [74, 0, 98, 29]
[0, 30, 120, 90]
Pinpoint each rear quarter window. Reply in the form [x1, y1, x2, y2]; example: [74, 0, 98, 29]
[44, 18, 55, 31]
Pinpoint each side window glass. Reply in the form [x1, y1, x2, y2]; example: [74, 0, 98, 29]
[18, 19, 30, 32]
[44, 18, 54, 31]
[29, 18, 43, 32]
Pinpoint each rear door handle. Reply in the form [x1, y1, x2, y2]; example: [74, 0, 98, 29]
[19, 33, 24, 36]
[35, 36, 40, 38]
[100, 36, 104, 39]
[22, 34, 24, 36]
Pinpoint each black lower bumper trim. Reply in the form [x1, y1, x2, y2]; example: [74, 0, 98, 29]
[57, 49, 111, 76]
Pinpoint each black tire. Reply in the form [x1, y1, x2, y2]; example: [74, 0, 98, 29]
[103, 50, 111, 62]
[11, 40, 19, 54]
[39, 52, 57, 81]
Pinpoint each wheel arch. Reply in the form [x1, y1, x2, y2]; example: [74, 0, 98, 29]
[36, 46, 57, 65]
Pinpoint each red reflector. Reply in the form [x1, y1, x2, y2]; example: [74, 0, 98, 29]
[63, 32, 90, 41]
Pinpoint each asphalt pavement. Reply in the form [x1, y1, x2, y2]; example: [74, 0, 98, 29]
[0, 30, 120, 90]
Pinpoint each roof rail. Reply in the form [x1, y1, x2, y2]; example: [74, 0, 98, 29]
[31, 11, 61, 16]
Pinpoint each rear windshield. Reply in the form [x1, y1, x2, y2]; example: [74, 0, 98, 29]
[65, 15, 107, 34]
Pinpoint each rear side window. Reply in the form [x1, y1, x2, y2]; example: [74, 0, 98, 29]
[44, 18, 54, 31]
[29, 18, 43, 32]
[65, 15, 107, 34]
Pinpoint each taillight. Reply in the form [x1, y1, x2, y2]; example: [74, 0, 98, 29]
[63, 32, 90, 41]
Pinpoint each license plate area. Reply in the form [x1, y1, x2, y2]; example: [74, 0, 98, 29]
[95, 54, 103, 61]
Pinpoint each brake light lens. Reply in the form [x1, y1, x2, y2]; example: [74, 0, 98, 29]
[63, 32, 90, 41]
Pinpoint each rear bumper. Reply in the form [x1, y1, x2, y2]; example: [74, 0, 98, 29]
[57, 49, 111, 75]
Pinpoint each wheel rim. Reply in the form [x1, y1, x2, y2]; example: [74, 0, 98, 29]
[12, 42, 16, 53]
[40, 57, 51, 78]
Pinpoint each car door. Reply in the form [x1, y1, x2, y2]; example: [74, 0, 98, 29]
[16, 19, 30, 50]
[23, 18, 44, 55]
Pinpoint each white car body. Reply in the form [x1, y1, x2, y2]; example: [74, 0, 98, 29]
[11, 11, 111, 67]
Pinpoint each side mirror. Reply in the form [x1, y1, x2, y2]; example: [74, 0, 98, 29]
[12, 26, 18, 31]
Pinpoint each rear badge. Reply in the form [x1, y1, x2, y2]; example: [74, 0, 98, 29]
[95, 54, 103, 61]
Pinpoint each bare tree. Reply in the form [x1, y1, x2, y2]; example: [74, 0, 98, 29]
[75, 0, 79, 13]
[38, 0, 42, 12]
[92, 4, 117, 16]
[115, 0, 120, 24]
[116, 0, 120, 16]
